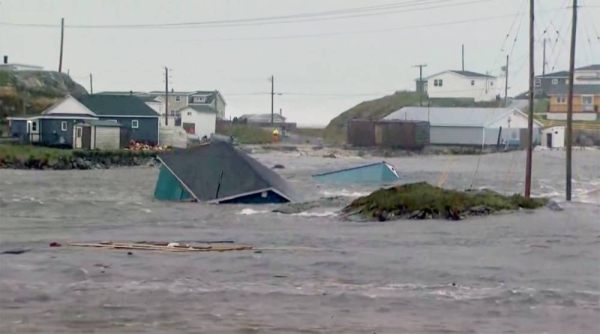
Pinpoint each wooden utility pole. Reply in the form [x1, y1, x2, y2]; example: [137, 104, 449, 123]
[462, 44, 465, 71]
[504, 55, 509, 107]
[566, 0, 578, 201]
[524, 0, 535, 198]
[413, 64, 427, 107]
[270, 75, 274, 125]
[165, 67, 169, 126]
[542, 38, 547, 96]
[89, 74, 93, 94]
[58, 18, 64, 73]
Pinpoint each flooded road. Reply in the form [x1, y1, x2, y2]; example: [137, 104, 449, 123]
[1, 150, 599, 333]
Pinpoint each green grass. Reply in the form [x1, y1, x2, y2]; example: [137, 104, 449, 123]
[342, 182, 548, 221]
[323, 91, 503, 144]
[217, 125, 273, 144]
[290, 127, 324, 138]
[0, 144, 73, 160]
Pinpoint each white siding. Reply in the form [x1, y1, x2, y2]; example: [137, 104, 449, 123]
[43, 96, 96, 116]
[486, 110, 541, 129]
[541, 126, 565, 148]
[180, 107, 217, 139]
[94, 127, 120, 150]
[546, 113, 598, 121]
[426, 72, 499, 102]
[573, 69, 600, 85]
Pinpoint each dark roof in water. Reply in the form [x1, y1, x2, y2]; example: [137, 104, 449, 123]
[76, 95, 160, 117]
[157, 142, 298, 203]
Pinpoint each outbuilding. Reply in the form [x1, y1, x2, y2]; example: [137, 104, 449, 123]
[383, 107, 544, 146]
[541, 126, 565, 149]
[73, 120, 127, 150]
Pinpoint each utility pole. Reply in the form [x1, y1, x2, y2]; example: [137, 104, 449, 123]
[58, 18, 64, 73]
[462, 44, 465, 71]
[524, 0, 535, 198]
[270, 75, 274, 125]
[542, 38, 547, 96]
[413, 64, 427, 107]
[89, 74, 93, 94]
[566, 0, 578, 201]
[504, 55, 509, 107]
[164, 67, 170, 126]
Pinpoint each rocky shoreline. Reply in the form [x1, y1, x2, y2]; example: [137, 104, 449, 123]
[0, 150, 159, 170]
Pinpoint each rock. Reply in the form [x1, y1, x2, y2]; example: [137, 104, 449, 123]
[273, 202, 319, 214]
[312, 145, 324, 151]
[546, 200, 564, 211]
[322, 153, 336, 158]
[469, 205, 489, 215]
[272, 164, 285, 169]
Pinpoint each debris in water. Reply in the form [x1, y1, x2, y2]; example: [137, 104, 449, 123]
[1, 248, 31, 255]
[49, 242, 61, 247]
[67, 241, 253, 253]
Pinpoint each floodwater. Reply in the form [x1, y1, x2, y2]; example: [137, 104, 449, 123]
[0, 150, 599, 334]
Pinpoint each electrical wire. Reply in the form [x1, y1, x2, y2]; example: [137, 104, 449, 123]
[0, 0, 497, 29]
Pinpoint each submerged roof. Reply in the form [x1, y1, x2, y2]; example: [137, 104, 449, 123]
[312, 161, 400, 184]
[76, 95, 160, 117]
[157, 142, 298, 203]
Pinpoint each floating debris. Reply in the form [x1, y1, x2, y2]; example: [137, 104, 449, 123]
[312, 161, 400, 184]
[67, 241, 253, 253]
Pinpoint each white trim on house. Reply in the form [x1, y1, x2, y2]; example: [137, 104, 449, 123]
[41, 95, 97, 117]
[8, 116, 98, 120]
[100, 115, 159, 118]
[61, 121, 68, 131]
[131, 120, 139, 129]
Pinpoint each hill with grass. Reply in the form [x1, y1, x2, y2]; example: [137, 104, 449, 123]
[322, 91, 503, 144]
[0, 70, 87, 119]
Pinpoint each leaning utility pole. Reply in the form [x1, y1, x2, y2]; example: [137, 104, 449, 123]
[524, 0, 535, 198]
[270, 75, 274, 125]
[89, 74, 93, 94]
[164, 67, 170, 126]
[58, 18, 65, 73]
[566, 0, 578, 201]
[413, 64, 427, 107]
[504, 55, 509, 107]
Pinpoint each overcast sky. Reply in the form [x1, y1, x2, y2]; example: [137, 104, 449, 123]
[1, 0, 598, 126]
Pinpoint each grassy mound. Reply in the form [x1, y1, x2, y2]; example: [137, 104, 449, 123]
[322, 91, 502, 144]
[217, 125, 272, 144]
[342, 182, 548, 221]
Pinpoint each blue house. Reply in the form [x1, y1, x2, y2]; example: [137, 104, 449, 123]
[8, 94, 160, 147]
[312, 161, 401, 184]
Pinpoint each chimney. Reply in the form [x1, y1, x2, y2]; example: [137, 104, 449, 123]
[3, 56, 7, 64]
[130, 90, 133, 96]
[171, 88, 174, 93]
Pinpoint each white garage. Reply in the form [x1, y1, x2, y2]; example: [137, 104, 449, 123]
[73, 120, 124, 150]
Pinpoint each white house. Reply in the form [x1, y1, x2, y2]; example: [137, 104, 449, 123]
[179, 105, 217, 139]
[417, 70, 499, 102]
[383, 107, 544, 146]
[541, 126, 565, 149]
[0, 63, 44, 71]
[573, 64, 600, 85]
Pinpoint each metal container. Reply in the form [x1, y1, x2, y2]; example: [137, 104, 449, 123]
[347, 119, 376, 147]
[374, 120, 430, 150]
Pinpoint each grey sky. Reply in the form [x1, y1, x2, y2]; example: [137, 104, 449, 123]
[1, 0, 598, 126]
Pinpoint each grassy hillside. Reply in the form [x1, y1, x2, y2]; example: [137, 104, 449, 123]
[0, 70, 87, 119]
[323, 91, 502, 144]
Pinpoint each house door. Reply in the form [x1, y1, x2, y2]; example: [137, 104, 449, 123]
[81, 127, 92, 149]
[75, 126, 83, 148]
[546, 133, 553, 148]
[26, 120, 40, 143]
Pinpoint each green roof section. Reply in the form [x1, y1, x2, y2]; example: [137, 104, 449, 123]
[76, 94, 160, 117]
[186, 105, 217, 113]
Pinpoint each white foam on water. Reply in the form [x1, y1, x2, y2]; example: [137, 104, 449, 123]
[238, 208, 269, 215]
[321, 189, 370, 197]
[292, 210, 338, 218]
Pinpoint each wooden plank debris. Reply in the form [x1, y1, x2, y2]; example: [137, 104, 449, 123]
[67, 242, 252, 253]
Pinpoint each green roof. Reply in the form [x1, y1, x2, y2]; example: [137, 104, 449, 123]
[76, 95, 160, 117]
[186, 105, 217, 113]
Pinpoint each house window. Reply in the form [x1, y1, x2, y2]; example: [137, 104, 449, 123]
[534, 79, 541, 87]
[490, 81, 494, 86]
[556, 95, 567, 104]
[552, 79, 558, 85]
[187, 112, 192, 116]
[433, 79, 443, 87]
[175, 96, 181, 102]
[581, 95, 593, 105]
[471, 80, 475, 86]
[193, 96, 206, 103]
[170, 110, 176, 116]
[131, 120, 139, 129]
[61, 121, 67, 131]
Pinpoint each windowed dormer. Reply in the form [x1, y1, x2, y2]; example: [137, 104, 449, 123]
[192, 95, 207, 103]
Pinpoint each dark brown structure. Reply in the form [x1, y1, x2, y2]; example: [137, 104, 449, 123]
[374, 120, 430, 150]
[347, 119, 377, 147]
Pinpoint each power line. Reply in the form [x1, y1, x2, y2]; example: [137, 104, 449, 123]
[0, 0, 497, 29]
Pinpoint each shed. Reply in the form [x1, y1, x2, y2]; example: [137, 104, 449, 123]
[383, 107, 544, 146]
[312, 161, 400, 184]
[73, 120, 127, 150]
[374, 120, 430, 149]
[154, 141, 299, 204]
[347, 119, 377, 147]
[541, 126, 565, 149]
